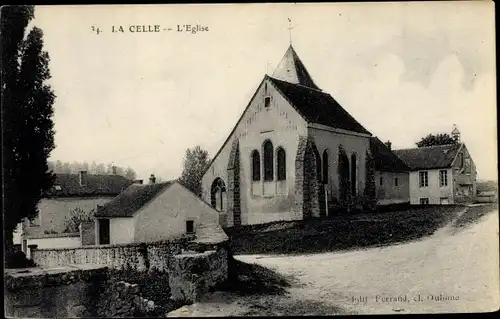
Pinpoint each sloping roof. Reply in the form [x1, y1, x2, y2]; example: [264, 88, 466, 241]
[45, 174, 133, 198]
[393, 143, 462, 171]
[370, 137, 410, 172]
[268, 76, 372, 135]
[271, 45, 321, 90]
[94, 181, 174, 218]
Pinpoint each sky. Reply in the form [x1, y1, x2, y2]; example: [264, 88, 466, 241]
[30, 2, 496, 181]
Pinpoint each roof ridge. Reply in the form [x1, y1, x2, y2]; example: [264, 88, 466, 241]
[268, 75, 324, 93]
[394, 143, 460, 151]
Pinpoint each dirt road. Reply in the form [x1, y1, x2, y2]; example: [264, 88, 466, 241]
[168, 207, 499, 316]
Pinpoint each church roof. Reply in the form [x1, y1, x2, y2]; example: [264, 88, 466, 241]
[268, 76, 372, 135]
[369, 137, 410, 172]
[271, 45, 321, 90]
[393, 143, 463, 171]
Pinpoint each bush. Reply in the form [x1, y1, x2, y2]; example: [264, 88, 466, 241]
[63, 207, 94, 233]
[4, 250, 37, 269]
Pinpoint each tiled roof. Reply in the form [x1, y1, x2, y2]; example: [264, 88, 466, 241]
[268, 76, 372, 135]
[94, 181, 174, 218]
[45, 174, 133, 198]
[271, 45, 321, 90]
[369, 137, 410, 172]
[393, 143, 462, 170]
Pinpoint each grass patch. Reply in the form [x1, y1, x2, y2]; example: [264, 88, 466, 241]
[221, 256, 292, 296]
[226, 205, 465, 255]
[451, 203, 497, 232]
[241, 297, 351, 316]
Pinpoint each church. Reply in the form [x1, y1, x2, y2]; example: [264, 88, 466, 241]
[201, 44, 407, 227]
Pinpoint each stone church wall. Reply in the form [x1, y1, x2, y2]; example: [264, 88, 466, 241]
[202, 77, 308, 226]
[308, 126, 371, 203]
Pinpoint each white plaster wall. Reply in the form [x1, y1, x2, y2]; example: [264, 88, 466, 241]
[26, 236, 81, 258]
[109, 218, 135, 245]
[201, 77, 308, 226]
[409, 168, 453, 204]
[13, 222, 22, 245]
[134, 182, 219, 242]
[309, 127, 370, 201]
[375, 171, 410, 205]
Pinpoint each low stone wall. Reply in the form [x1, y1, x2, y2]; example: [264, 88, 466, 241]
[29, 224, 230, 306]
[96, 279, 157, 317]
[31, 236, 195, 271]
[5, 265, 159, 318]
[4, 265, 107, 318]
[169, 247, 228, 302]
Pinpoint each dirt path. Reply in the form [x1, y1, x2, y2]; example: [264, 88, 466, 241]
[168, 207, 499, 316]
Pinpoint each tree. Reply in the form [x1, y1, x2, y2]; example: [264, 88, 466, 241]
[124, 167, 137, 180]
[63, 208, 94, 233]
[179, 146, 210, 197]
[2, 6, 56, 256]
[416, 133, 457, 148]
[90, 161, 97, 174]
[81, 161, 89, 172]
[95, 163, 106, 174]
[70, 160, 83, 173]
[61, 161, 71, 173]
[54, 160, 63, 173]
[47, 160, 55, 172]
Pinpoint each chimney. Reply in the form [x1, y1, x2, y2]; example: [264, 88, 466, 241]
[112, 165, 117, 175]
[149, 174, 156, 184]
[133, 179, 143, 184]
[385, 141, 392, 150]
[79, 170, 87, 186]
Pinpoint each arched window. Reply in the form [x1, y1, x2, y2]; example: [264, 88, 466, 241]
[251, 150, 261, 181]
[210, 178, 227, 211]
[277, 147, 286, 180]
[322, 150, 329, 184]
[263, 140, 274, 181]
[351, 153, 357, 196]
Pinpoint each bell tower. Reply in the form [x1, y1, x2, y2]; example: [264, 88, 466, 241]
[451, 124, 461, 143]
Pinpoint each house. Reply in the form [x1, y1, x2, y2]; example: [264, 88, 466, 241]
[200, 44, 395, 227]
[93, 176, 220, 245]
[393, 131, 477, 205]
[369, 137, 410, 205]
[20, 170, 133, 256]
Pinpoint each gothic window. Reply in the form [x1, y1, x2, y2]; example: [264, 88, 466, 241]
[322, 150, 329, 184]
[277, 147, 286, 180]
[251, 150, 261, 181]
[263, 140, 274, 181]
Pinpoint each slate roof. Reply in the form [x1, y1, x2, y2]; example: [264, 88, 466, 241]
[94, 181, 174, 218]
[268, 76, 372, 135]
[271, 45, 321, 90]
[45, 174, 133, 198]
[393, 143, 462, 171]
[369, 137, 410, 172]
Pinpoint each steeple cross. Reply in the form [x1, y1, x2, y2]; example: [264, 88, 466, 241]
[287, 18, 294, 44]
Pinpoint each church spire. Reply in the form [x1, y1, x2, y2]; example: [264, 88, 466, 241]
[288, 18, 293, 45]
[271, 45, 321, 91]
